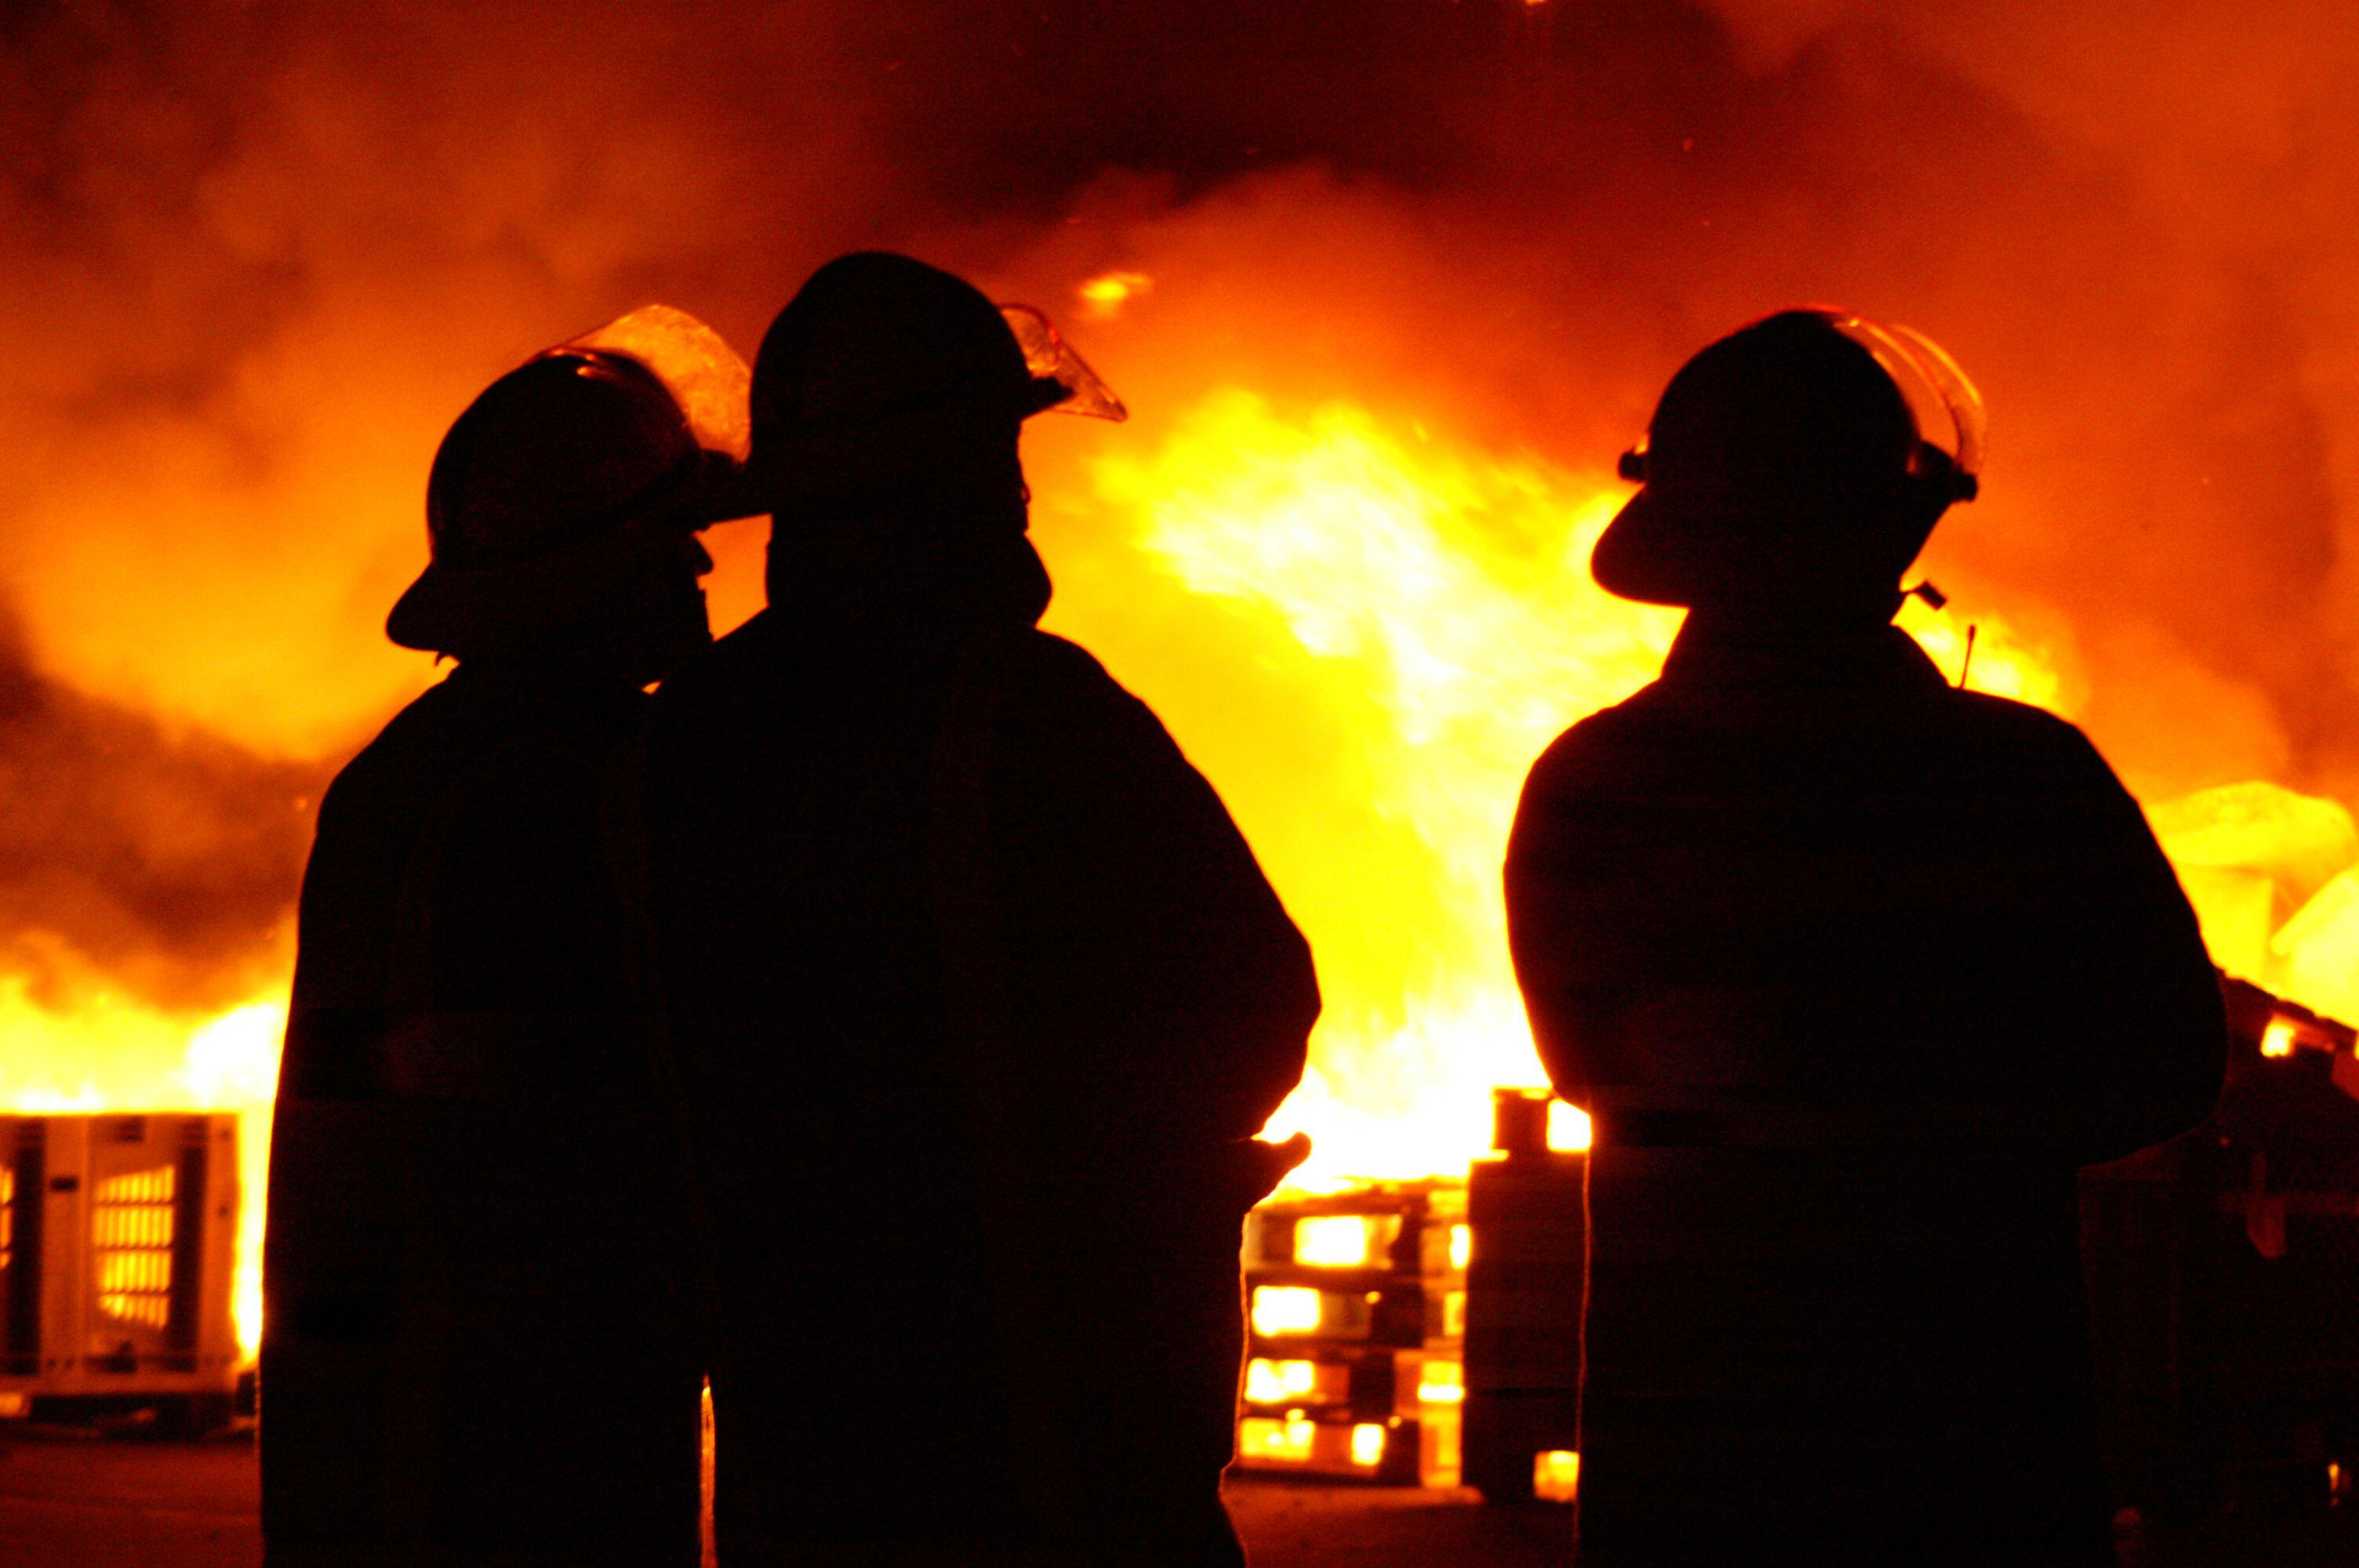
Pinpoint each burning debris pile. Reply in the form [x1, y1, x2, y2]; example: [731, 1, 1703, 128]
[2153, 784, 2359, 1023]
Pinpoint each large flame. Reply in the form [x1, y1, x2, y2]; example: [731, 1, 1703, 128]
[0, 383, 2318, 1356]
[4, 0, 2359, 1388]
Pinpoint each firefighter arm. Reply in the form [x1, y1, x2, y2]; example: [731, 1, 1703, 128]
[998, 639, 1319, 1141]
[1503, 760, 1625, 1104]
[1105, 711, 1320, 1139]
[2051, 736, 2229, 1163]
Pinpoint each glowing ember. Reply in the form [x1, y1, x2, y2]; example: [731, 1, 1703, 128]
[1294, 1214, 1376, 1267]
[1076, 270, 1154, 320]
[1251, 1284, 1325, 1337]
[1245, 1357, 1318, 1404]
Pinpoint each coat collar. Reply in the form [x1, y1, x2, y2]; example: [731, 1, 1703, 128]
[1657, 618, 1950, 700]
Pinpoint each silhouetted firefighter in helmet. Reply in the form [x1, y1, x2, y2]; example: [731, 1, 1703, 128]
[1506, 310, 2226, 1566]
[629, 252, 1318, 1566]
[263, 309, 747, 1567]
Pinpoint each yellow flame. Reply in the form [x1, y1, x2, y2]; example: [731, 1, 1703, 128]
[1417, 1359, 1466, 1403]
[0, 394, 2085, 1381]
[1094, 390, 1674, 1186]
[1245, 1357, 1319, 1404]
[1892, 594, 2064, 707]
[1547, 1098, 1593, 1152]
[1238, 1415, 1318, 1462]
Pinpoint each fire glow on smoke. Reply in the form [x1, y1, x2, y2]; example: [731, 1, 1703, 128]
[15, 0, 2359, 1361]
[6, 366, 2359, 1353]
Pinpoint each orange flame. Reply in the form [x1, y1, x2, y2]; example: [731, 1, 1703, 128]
[0, 387, 2101, 1352]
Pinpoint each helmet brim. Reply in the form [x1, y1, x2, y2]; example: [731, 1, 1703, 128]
[388, 459, 744, 655]
[386, 522, 655, 654]
[1594, 481, 1942, 614]
[1592, 485, 1712, 608]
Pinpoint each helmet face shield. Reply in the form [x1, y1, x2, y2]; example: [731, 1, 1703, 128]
[391, 303, 756, 654]
[998, 303, 1129, 422]
[1597, 306, 1983, 609]
[562, 303, 755, 463]
[1616, 307, 1983, 503]
[1816, 310, 1984, 499]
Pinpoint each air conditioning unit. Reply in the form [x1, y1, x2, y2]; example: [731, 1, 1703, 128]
[0, 1113, 242, 1428]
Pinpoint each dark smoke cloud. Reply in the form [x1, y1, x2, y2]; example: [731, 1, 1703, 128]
[6, 0, 2359, 1009]
[0, 608, 325, 1012]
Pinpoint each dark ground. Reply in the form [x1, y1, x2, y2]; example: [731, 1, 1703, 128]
[2, 1425, 2357, 1566]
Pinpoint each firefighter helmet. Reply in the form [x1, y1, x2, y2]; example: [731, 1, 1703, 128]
[738, 252, 1125, 514]
[387, 307, 751, 655]
[1594, 308, 1984, 608]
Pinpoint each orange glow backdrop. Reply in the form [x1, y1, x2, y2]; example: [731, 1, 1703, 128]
[8, 2, 2359, 1347]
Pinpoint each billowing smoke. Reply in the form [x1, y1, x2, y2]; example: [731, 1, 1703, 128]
[7, 0, 2359, 1016]
[0, 606, 322, 1011]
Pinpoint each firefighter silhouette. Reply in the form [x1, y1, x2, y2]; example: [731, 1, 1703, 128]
[627, 252, 1318, 1566]
[1505, 310, 2226, 1565]
[262, 311, 747, 1567]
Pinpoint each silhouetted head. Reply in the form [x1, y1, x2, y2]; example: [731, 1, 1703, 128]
[745, 252, 1072, 537]
[389, 347, 728, 682]
[1595, 309, 1982, 623]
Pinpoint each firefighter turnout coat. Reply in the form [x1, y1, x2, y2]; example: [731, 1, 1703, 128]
[1505, 619, 2225, 1566]
[634, 528, 1318, 1568]
[262, 659, 700, 1568]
